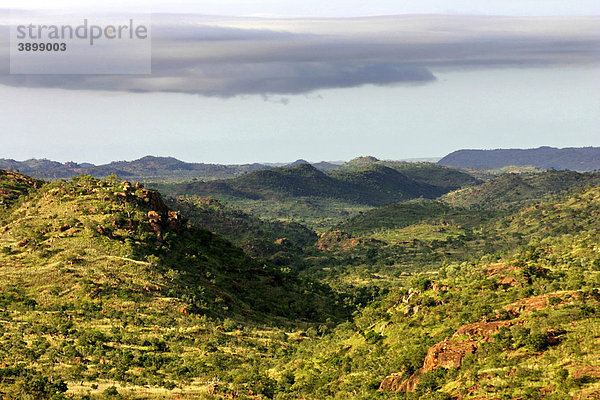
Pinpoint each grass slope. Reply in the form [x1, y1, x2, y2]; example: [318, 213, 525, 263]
[337, 199, 491, 236]
[0, 173, 348, 399]
[276, 186, 600, 399]
[442, 170, 600, 210]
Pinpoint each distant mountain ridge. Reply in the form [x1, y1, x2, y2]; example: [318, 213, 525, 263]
[0, 156, 273, 181]
[438, 146, 600, 171]
[0, 155, 464, 181]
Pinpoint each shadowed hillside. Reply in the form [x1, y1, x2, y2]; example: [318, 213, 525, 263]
[169, 197, 318, 261]
[339, 157, 479, 190]
[442, 169, 600, 209]
[155, 163, 467, 207]
[0, 169, 42, 208]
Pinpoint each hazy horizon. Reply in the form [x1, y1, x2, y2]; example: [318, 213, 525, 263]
[1, 66, 598, 165]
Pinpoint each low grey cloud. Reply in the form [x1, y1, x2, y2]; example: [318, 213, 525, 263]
[0, 13, 598, 97]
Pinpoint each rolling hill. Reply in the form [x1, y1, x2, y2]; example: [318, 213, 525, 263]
[155, 163, 468, 207]
[1, 164, 599, 399]
[339, 156, 479, 190]
[442, 169, 600, 209]
[0, 155, 479, 188]
[336, 199, 491, 236]
[0, 171, 347, 398]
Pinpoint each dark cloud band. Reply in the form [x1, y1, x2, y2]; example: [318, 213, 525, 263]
[0, 14, 598, 96]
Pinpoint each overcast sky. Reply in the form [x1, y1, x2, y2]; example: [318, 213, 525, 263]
[4, 0, 600, 16]
[0, 2, 599, 164]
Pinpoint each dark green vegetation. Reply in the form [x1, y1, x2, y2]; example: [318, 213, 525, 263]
[338, 156, 479, 191]
[337, 200, 490, 236]
[155, 163, 446, 206]
[442, 170, 600, 210]
[152, 161, 477, 228]
[169, 197, 317, 260]
[439, 146, 600, 171]
[0, 165, 599, 399]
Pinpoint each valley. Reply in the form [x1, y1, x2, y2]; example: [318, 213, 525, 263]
[0, 159, 599, 399]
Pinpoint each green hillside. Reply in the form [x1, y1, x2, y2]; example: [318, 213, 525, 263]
[339, 157, 479, 191]
[339, 156, 381, 169]
[155, 164, 341, 200]
[442, 170, 600, 209]
[155, 163, 464, 208]
[168, 197, 317, 261]
[276, 185, 600, 399]
[382, 161, 479, 190]
[150, 161, 479, 230]
[0, 173, 347, 399]
[337, 199, 491, 236]
[1, 167, 599, 399]
[0, 169, 42, 208]
[330, 164, 445, 202]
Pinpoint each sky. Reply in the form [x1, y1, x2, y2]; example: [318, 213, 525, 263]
[0, 1, 599, 164]
[3, 0, 600, 16]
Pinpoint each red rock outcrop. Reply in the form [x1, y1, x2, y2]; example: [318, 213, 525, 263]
[113, 181, 183, 239]
[504, 293, 572, 315]
[380, 339, 478, 393]
[380, 320, 514, 393]
[573, 365, 600, 380]
[423, 340, 478, 370]
[452, 320, 513, 341]
[381, 291, 575, 394]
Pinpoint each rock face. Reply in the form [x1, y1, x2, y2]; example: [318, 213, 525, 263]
[380, 339, 479, 393]
[452, 321, 513, 341]
[573, 365, 600, 380]
[424, 340, 478, 370]
[142, 190, 181, 239]
[380, 320, 513, 393]
[380, 290, 575, 394]
[485, 263, 522, 288]
[118, 181, 182, 240]
[504, 293, 571, 316]
[379, 373, 406, 392]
